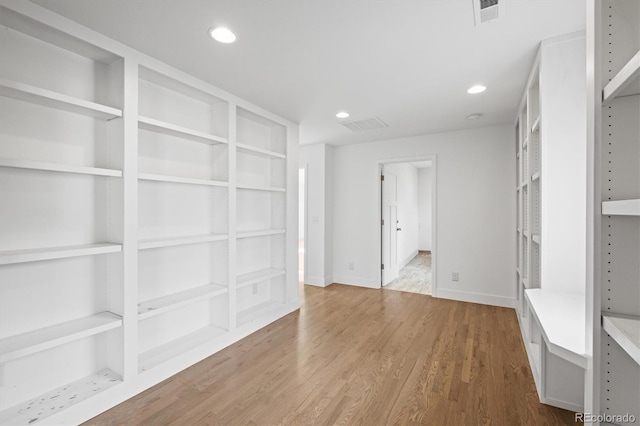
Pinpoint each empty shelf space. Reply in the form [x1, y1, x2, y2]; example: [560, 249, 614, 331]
[237, 184, 286, 192]
[532, 234, 541, 244]
[138, 116, 228, 145]
[139, 284, 228, 320]
[602, 199, 640, 216]
[139, 173, 228, 187]
[0, 77, 122, 120]
[0, 369, 120, 426]
[531, 116, 541, 133]
[139, 325, 227, 372]
[531, 171, 541, 182]
[236, 142, 286, 159]
[525, 289, 587, 368]
[237, 229, 286, 239]
[138, 234, 228, 250]
[0, 243, 122, 265]
[0, 158, 122, 177]
[0, 312, 122, 364]
[237, 268, 286, 289]
[237, 301, 286, 327]
[602, 314, 640, 366]
[603, 50, 640, 103]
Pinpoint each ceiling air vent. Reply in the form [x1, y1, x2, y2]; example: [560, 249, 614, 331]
[473, 0, 504, 25]
[340, 117, 388, 132]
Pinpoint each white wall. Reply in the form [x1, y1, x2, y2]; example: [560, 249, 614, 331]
[332, 125, 516, 307]
[298, 168, 305, 238]
[418, 167, 433, 251]
[384, 163, 419, 268]
[298, 143, 333, 286]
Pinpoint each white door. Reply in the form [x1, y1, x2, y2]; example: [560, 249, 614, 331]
[382, 170, 399, 286]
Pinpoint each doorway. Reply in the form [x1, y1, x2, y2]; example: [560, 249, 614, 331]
[379, 158, 436, 296]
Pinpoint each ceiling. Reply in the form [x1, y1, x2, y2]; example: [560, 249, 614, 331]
[31, 0, 586, 146]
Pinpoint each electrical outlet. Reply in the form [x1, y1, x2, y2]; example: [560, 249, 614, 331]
[252, 283, 258, 294]
[452, 272, 459, 282]
[348, 262, 354, 270]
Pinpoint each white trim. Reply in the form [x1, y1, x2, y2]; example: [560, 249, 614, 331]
[332, 276, 380, 289]
[436, 289, 516, 309]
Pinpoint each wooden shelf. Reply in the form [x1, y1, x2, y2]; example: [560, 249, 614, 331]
[138, 234, 228, 250]
[139, 284, 228, 320]
[237, 183, 286, 192]
[138, 116, 228, 145]
[237, 229, 286, 239]
[603, 50, 640, 104]
[0, 312, 122, 364]
[531, 116, 541, 133]
[139, 325, 227, 372]
[0, 77, 122, 120]
[237, 301, 286, 327]
[139, 173, 228, 187]
[525, 289, 587, 368]
[602, 199, 640, 216]
[531, 171, 541, 182]
[0, 369, 120, 426]
[0, 243, 122, 265]
[602, 314, 640, 366]
[532, 234, 541, 244]
[0, 158, 122, 177]
[236, 142, 286, 159]
[237, 268, 286, 289]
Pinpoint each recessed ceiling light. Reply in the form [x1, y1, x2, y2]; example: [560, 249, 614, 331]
[467, 113, 483, 121]
[336, 112, 350, 119]
[467, 85, 487, 94]
[209, 27, 236, 43]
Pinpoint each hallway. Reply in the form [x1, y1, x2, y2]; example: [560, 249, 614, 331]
[384, 251, 432, 295]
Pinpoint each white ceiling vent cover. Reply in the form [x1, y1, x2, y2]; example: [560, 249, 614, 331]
[340, 117, 388, 132]
[473, 0, 505, 25]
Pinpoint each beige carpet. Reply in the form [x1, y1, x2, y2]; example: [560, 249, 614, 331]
[384, 251, 432, 295]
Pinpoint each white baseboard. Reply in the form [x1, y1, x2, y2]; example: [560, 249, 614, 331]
[435, 288, 515, 308]
[332, 275, 380, 289]
[304, 275, 334, 287]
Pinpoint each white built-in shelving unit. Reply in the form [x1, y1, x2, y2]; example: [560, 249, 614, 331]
[515, 32, 588, 412]
[0, 1, 298, 424]
[587, 0, 640, 422]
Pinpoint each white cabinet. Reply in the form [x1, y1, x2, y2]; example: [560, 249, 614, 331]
[0, 1, 298, 424]
[588, 0, 640, 422]
[515, 32, 588, 412]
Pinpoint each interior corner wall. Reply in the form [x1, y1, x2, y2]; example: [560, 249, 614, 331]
[332, 125, 516, 308]
[324, 144, 334, 284]
[383, 163, 419, 269]
[299, 143, 332, 287]
[418, 167, 433, 251]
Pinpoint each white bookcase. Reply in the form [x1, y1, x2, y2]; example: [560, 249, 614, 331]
[515, 32, 588, 412]
[588, 0, 640, 422]
[235, 107, 288, 327]
[0, 1, 299, 424]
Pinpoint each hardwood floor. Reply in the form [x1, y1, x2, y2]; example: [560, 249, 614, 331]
[85, 285, 578, 425]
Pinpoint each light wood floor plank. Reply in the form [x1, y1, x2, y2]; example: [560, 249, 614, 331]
[84, 284, 578, 425]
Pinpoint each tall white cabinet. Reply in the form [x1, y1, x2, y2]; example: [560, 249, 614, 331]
[587, 0, 640, 423]
[515, 32, 589, 412]
[0, 1, 299, 424]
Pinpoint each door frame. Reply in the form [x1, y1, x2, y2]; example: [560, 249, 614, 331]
[376, 155, 438, 296]
[299, 165, 308, 286]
